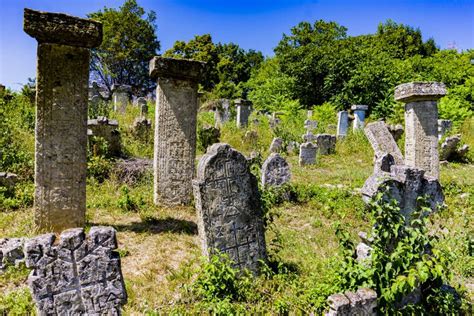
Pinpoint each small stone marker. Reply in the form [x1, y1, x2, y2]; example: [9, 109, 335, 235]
[136, 97, 148, 117]
[437, 119, 452, 140]
[303, 118, 318, 142]
[87, 117, 121, 157]
[112, 84, 131, 113]
[351, 105, 368, 131]
[395, 82, 446, 179]
[440, 134, 470, 161]
[24, 8, 102, 232]
[315, 134, 336, 155]
[149, 56, 205, 206]
[261, 153, 291, 187]
[214, 99, 231, 127]
[235, 99, 252, 128]
[364, 121, 404, 170]
[25, 227, 127, 314]
[326, 288, 377, 316]
[193, 143, 267, 273]
[337, 111, 349, 138]
[299, 142, 317, 166]
[269, 137, 284, 153]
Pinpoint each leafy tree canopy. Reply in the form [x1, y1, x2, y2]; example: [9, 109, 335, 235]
[164, 34, 264, 99]
[88, 0, 160, 97]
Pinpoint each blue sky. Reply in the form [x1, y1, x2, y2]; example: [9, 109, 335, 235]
[0, 0, 473, 89]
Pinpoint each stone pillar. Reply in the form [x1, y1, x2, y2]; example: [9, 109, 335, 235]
[351, 105, 368, 131]
[112, 84, 131, 113]
[395, 82, 446, 179]
[149, 57, 205, 206]
[337, 111, 349, 138]
[24, 8, 102, 232]
[235, 99, 252, 128]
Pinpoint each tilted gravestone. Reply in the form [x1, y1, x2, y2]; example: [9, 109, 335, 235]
[24, 8, 102, 232]
[25, 227, 127, 314]
[149, 56, 205, 206]
[269, 137, 284, 153]
[193, 143, 267, 273]
[299, 142, 317, 166]
[364, 121, 404, 174]
[337, 111, 349, 138]
[315, 134, 336, 155]
[261, 153, 291, 187]
[395, 82, 446, 179]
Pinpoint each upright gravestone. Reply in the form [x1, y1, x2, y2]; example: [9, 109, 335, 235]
[302, 118, 318, 142]
[149, 57, 205, 206]
[269, 137, 284, 153]
[25, 227, 127, 314]
[261, 153, 291, 187]
[214, 99, 231, 128]
[395, 82, 446, 179]
[235, 99, 252, 128]
[24, 8, 102, 232]
[112, 84, 131, 113]
[299, 142, 317, 166]
[315, 134, 336, 155]
[337, 111, 349, 138]
[193, 143, 267, 273]
[364, 121, 404, 173]
[136, 96, 147, 114]
[352, 105, 368, 131]
[437, 119, 452, 140]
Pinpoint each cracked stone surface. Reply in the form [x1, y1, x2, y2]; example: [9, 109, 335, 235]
[193, 143, 267, 274]
[0, 238, 26, 273]
[25, 227, 127, 315]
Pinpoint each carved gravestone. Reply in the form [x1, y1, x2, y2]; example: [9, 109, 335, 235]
[395, 82, 446, 179]
[25, 227, 127, 314]
[24, 8, 102, 232]
[112, 84, 131, 113]
[364, 121, 404, 174]
[299, 142, 317, 166]
[214, 99, 231, 127]
[269, 137, 284, 153]
[326, 288, 377, 316]
[149, 56, 205, 206]
[302, 118, 318, 142]
[261, 153, 291, 187]
[315, 134, 336, 155]
[361, 165, 444, 220]
[87, 116, 121, 157]
[193, 143, 267, 273]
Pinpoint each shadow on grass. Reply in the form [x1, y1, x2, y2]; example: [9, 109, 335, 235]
[93, 216, 198, 235]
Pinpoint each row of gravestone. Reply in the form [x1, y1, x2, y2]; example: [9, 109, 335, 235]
[15, 7, 463, 315]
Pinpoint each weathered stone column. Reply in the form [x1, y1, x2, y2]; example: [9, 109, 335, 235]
[149, 57, 204, 206]
[235, 99, 252, 128]
[336, 110, 349, 138]
[351, 105, 368, 131]
[24, 8, 102, 232]
[395, 82, 446, 179]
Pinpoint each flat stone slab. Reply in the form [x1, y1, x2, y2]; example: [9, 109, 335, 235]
[25, 227, 127, 314]
[24, 8, 102, 48]
[149, 56, 205, 81]
[364, 121, 404, 165]
[394, 82, 446, 102]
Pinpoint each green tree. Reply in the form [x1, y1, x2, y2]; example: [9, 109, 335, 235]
[88, 0, 160, 96]
[165, 34, 263, 98]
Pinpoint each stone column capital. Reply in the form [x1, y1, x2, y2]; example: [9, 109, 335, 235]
[394, 82, 446, 103]
[351, 104, 368, 111]
[23, 8, 102, 48]
[149, 56, 205, 81]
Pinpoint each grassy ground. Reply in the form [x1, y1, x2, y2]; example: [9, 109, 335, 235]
[0, 104, 473, 314]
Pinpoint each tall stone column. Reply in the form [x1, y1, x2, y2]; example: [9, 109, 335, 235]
[24, 9, 102, 232]
[235, 99, 252, 128]
[149, 57, 205, 206]
[395, 82, 446, 179]
[351, 105, 368, 131]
